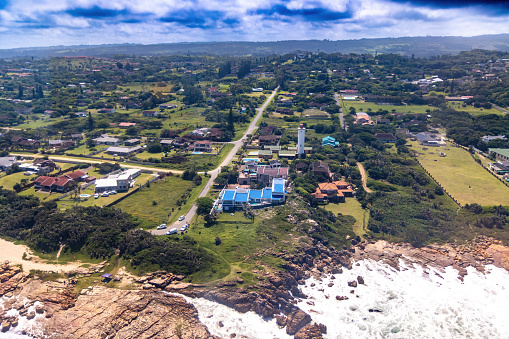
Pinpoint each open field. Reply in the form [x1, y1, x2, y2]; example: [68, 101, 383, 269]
[0, 171, 37, 189]
[446, 102, 502, 116]
[156, 143, 234, 172]
[325, 198, 369, 237]
[411, 141, 509, 206]
[16, 115, 66, 129]
[115, 175, 205, 227]
[346, 100, 434, 114]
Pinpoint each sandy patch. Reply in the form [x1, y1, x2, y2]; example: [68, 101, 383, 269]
[0, 238, 80, 273]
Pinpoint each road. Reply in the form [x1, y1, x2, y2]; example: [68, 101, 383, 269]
[151, 86, 279, 235]
[357, 162, 372, 193]
[334, 93, 346, 131]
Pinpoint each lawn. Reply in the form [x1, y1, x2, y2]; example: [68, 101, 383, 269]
[115, 175, 205, 227]
[16, 115, 66, 129]
[0, 172, 37, 189]
[66, 144, 106, 156]
[325, 198, 369, 237]
[411, 141, 509, 206]
[56, 173, 155, 210]
[156, 143, 234, 172]
[446, 102, 502, 116]
[346, 100, 434, 114]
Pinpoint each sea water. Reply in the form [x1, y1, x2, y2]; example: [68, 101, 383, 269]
[0, 296, 46, 338]
[183, 259, 509, 339]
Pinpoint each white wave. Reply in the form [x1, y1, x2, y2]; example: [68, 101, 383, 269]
[0, 296, 46, 338]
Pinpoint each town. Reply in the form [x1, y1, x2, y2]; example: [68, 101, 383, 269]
[0, 49, 508, 306]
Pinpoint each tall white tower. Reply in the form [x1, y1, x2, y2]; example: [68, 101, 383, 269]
[297, 123, 305, 156]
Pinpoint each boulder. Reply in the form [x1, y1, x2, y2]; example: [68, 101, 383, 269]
[294, 323, 324, 339]
[357, 276, 365, 285]
[275, 315, 287, 327]
[286, 309, 311, 335]
[348, 280, 358, 288]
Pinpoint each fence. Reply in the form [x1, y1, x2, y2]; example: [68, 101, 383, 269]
[414, 157, 461, 207]
[102, 174, 160, 208]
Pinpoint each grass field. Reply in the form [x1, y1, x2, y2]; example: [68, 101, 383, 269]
[115, 175, 205, 227]
[346, 100, 434, 114]
[325, 198, 369, 237]
[446, 102, 502, 116]
[156, 143, 234, 172]
[0, 172, 37, 189]
[411, 141, 509, 206]
[16, 115, 65, 129]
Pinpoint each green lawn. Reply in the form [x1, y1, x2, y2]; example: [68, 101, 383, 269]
[412, 141, 509, 206]
[156, 143, 234, 172]
[115, 175, 205, 227]
[325, 198, 369, 237]
[16, 115, 65, 129]
[346, 100, 434, 114]
[0, 172, 37, 189]
[446, 102, 502, 116]
[56, 173, 155, 210]
[66, 144, 107, 156]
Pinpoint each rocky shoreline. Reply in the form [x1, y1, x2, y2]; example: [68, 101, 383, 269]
[1, 236, 508, 338]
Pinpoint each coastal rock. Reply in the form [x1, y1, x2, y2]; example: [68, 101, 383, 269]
[294, 323, 324, 339]
[348, 280, 358, 288]
[286, 309, 312, 335]
[275, 315, 287, 327]
[43, 287, 218, 339]
[357, 276, 365, 285]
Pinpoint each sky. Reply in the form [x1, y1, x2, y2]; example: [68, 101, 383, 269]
[0, 0, 509, 49]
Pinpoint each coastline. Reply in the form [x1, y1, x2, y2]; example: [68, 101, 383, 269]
[1, 236, 509, 338]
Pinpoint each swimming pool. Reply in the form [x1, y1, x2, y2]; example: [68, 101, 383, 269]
[80, 194, 91, 198]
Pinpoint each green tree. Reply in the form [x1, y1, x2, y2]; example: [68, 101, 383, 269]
[196, 197, 214, 215]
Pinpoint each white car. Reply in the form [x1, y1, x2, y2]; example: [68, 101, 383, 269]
[180, 224, 188, 232]
[178, 215, 185, 221]
[101, 192, 109, 197]
[109, 190, 117, 195]
[94, 193, 99, 199]
[166, 228, 177, 235]
[157, 224, 167, 230]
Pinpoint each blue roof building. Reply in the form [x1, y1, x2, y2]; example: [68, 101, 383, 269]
[322, 136, 339, 147]
[249, 190, 263, 202]
[218, 181, 286, 211]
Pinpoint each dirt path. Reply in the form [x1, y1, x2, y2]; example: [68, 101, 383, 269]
[357, 162, 372, 193]
[0, 238, 81, 273]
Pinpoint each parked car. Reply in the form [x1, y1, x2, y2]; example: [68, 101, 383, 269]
[178, 215, 185, 221]
[94, 193, 99, 199]
[166, 228, 178, 235]
[109, 190, 117, 195]
[101, 192, 109, 197]
[157, 224, 167, 230]
[180, 224, 188, 232]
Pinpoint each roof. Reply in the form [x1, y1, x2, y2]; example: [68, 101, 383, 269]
[125, 138, 140, 143]
[235, 192, 249, 202]
[374, 133, 396, 140]
[119, 122, 136, 127]
[333, 180, 349, 187]
[41, 177, 57, 186]
[160, 139, 173, 144]
[272, 178, 285, 194]
[94, 135, 119, 143]
[95, 179, 119, 188]
[222, 190, 236, 201]
[262, 188, 272, 199]
[249, 190, 263, 199]
[258, 150, 272, 156]
[0, 157, 17, 167]
[278, 150, 296, 157]
[490, 148, 509, 158]
[35, 176, 50, 184]
[54, 176, 70, 186]
[65, 170, 86, 180]
[318, 182, 338, 191]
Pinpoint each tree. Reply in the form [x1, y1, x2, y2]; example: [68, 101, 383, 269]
[228, 107, 235, 133]
[88, 111, 94, 130]
[196, 197, 214, 215]
[18, 85, 23, 99]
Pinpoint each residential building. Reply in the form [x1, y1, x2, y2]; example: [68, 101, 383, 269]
[256, 167, 289, 185]
[119, 122, 137, 128]
[14, 107, 32, 115]
[482, 135, 507, 143]
[376, 118, 391, 125]
[106, 146, 143, 156]
[310, 161, 330, 177]
[142, 110, 159, 117]
[98, 108, 116, 113]
[93, 134, 119, 145]
[190, 127, 209, 137]
[259, 135, 280, 146]
[322, 136, 339, 147]
[124, 138, 141, 146]
[415, 132, 446, 147]
[490, 148, 509, 161]
[49, 139, 75, 149]
[34, 170, 87, 192]
[355, 112, 374, 125]
[374, 133, 396, 143]
[218, 179, 286, 211]
[94, 169, 141, 193]
[490, 162, 509, 175]
[0, 156, 18, 170]
[191, 141, 213, 152]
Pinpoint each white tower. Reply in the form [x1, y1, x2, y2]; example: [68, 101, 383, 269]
[297, 123, 305, 156]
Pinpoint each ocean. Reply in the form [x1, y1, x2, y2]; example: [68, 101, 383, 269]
[185, 259, 509, 338]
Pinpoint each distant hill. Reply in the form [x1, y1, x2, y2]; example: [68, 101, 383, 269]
[1, 34, 509, 59]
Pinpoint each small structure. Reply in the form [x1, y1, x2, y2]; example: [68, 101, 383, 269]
[297, 124, 306, 157]
[482, 135, 507, 143]
[322, 136, 339, 147]
[310, 161, 330, 177]
[374, 133, 396, 143]
[106, 146, 142, 156]
[191, 141, 213, 152]
[142, 110, 158, 117]
[355, 112, 374, 126]
[490, 148, 509, 162]
[0, 156, 18, 171]
[93, 134, 119, 146]
[124, 138, 141, 146]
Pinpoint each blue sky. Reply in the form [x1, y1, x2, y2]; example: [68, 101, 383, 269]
[0, 0, 508, 49]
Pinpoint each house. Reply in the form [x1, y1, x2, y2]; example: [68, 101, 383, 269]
[312, 183, 344, 202]
[94, 169, 140, 193]
[252, 88, 263, 92]
[482, 135, 507, 143]
[415, 132, 445, 147]
[0, 156, 18, 170]
[376, 118, 390, 125]
[75, 112, 87, 117]
[269, 160, 282, 168]
[98, 108, 116, 113]
[490, 148, 509, 161]
[191, 141, 213, 152]
[278, 99, 293, 107]
[333, 180, 354, 197]
[260, 126, 275, 135]
[93, 134, 119, 146]
[256, 167, 289, 185]
[310, 161, 330, 177]
[106, 146, 143, 156]
[490, 162, 509, 175]
[190, 128, 209, 137]
[71, 133, 83, 140]
[34, 170, 87, 192]
[33, 159, 57, 174]
[218, 179, 286, 211]
[374, 133, 396, 143]
[355, 112, 374, 126]
[295, 162, 308, 172]
[12, 137, 40, 149]
[124, 138, 141, 146]
[258, 150, 273, 159]
[208, 128, 224, 140]
[322, 136, 339, 147]
[49, 139, 75, 149]
[160, 139, 174, 146]
[119, 122, 137, 128]
[14, 107, 32, 115]
[142, 110, 158, 117]
[159, 104, 177, 109]
[259, 135, 280, 146]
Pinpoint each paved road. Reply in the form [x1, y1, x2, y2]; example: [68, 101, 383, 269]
[151, 87, 279, 235]
[334, 93, 347, 131]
